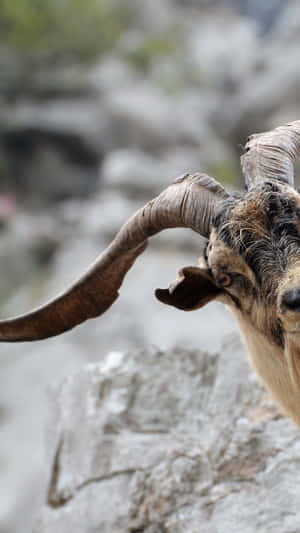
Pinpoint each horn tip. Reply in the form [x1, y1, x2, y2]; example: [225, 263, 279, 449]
[173, 173, 190, 184]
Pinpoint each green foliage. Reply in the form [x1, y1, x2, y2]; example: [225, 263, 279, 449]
[0, 0, 127, 61]
[209, 161, 240, 187]
[123, 31, 178, 72]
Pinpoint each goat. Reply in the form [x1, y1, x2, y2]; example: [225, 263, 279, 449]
[1, 121, 300, 425]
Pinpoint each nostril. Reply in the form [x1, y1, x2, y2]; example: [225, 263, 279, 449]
[281, 287, 300, 312]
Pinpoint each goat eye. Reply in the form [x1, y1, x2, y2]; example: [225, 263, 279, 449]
[217, 273, 232, 287]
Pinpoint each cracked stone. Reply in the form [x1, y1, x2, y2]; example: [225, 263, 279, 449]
[35, 338, 300, 533]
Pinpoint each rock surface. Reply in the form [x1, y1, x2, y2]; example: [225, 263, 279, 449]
[2, 1, 300, 531]
[3, 1, 300, 202]
[0, 193, 235, 533]
[34, 338, 300, 533]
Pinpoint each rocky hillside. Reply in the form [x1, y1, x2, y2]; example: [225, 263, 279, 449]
[35, 340, 300, 533]
[1, 0, 300, 207]
[0, 1, 300, 531]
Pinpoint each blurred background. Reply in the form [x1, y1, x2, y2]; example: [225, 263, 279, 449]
[0, 0, 299, 530]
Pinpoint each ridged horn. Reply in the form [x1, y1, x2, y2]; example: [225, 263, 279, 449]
[0, 172, 228, 342]
[241, 120, 300, 189]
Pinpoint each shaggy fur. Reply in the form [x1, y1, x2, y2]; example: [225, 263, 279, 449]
[202, 180, 300, 424]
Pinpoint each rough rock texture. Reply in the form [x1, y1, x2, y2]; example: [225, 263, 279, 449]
[35, 337, 300, 533]
[223, 0, 300, 144]
[2, 1, 300, 530]
[0, 196, 235, 532]
[3, 1, 300, 203]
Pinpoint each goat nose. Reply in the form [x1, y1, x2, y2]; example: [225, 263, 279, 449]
[281, 287, 300, 312]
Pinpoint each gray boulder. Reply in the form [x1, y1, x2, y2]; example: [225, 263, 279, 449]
[35, 337, 300, 532]
[1, 98, 111, 202]
[100, 148, 175, 195]
[222, 0, 300, 143]
[100, 147, 207, 196]
[226, 0, 286, 32]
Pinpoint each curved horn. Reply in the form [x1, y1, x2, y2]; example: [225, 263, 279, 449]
[0, 172, 228, 342]
[241, 120, 300, 190]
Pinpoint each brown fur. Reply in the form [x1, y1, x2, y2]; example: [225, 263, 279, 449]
[201, 183, 300, 425]
[160, 181, 300, 426]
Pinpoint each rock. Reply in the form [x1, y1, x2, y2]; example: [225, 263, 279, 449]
[1, 98, 112, 202]
[4, 2, 300, 531]
[0, 218, 234, 529]
[104, 82, 181, 150]
[31, 64, 96, 99]
[126, 0, 179, 32]
[35, 338, 300, 532]
[0, 47, 30, 99]
[0, 335, 86, 533]
[2, 99, 108, 152]
[270, 0, 300, 43]
[185, 9, 260, 93]
[103, 80, 238, 184]
[100, 148, 201, 196]
[226, 0, 286, 32]
[104, 79, 225, 152]
[0, 210, 61, 302]
[85, 55, 140, 95]
[100, 148, 172, 195]
[100, 141, 237, 200]
[222, 1, 300, 143]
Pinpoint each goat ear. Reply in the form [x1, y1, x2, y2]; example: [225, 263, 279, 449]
[155, 266, 221, 311]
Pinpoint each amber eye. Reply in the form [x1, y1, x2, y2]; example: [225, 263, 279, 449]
[217, 273, 232, 287]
